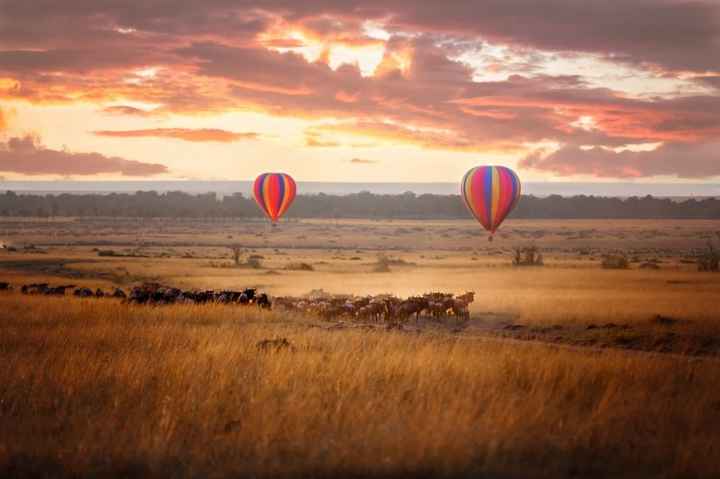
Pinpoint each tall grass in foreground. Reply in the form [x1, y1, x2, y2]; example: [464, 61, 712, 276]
[0, 294, 719, 478]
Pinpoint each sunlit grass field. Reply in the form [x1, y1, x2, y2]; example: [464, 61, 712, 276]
[2, 217, 720, 477]
[1, 294, 719, 478]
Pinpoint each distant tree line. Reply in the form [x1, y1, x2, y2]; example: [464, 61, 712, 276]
[0, 190, 719, 219]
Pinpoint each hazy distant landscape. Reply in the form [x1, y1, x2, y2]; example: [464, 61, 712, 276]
[2, 180, 720, 198]
[2, 189, 720, 220]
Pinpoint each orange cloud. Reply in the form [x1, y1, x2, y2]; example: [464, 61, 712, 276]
[350, 158, 378, 164]
[233, 81, 313, 96]
[101, 106, 158, 117]
[0, 135, 168, 176]
[311, 121, 521, 153]
[459, 107, 516, 120]
[335, 90, 359, 103]
[306, 138, 341, 148]
[93, 128, 260, 142]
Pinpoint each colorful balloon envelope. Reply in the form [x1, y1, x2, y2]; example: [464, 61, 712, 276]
[253, 173, 297, 223]
[461, 166, 521, 240]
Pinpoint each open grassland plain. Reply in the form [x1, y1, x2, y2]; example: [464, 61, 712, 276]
[1, 295, 720, 479]
[2, 217, 720, 477]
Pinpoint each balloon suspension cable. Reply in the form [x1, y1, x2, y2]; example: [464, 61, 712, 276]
[488, 234, 494, 242]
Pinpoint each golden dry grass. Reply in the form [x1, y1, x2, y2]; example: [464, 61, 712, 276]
[10, 253, 720, 327]
[4, 217, 720, 325]
[1, 293, 720, 478]
[3, 218, 720, 477]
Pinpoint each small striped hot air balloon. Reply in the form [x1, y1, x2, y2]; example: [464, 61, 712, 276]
[253, 173, 297, 224]
[461, 166, 521, 241]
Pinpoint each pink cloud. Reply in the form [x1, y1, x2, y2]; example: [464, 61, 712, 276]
[0, 135, 168, 176]
[521, 142, 720, 179]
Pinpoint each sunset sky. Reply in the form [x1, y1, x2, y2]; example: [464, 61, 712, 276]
[0, 1, 719, 182]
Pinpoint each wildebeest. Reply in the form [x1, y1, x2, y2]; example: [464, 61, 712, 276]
[74, 287, 94, 298]
[256, 293, 271, 309]
[452, 292, 475, 321]
[124, 283, 272, 308]
[112, 288, 127, 299]
[423, 292, 456, 320]
[22, 283, 49, 294]
[393, 296, 429, 322]
[21, 283, 74, 296]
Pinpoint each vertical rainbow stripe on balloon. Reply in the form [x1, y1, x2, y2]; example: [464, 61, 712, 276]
[253, 173, 297, 223]
[461, 166, 521, 238]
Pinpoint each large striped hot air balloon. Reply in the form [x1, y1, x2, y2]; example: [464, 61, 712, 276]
[461, 166, 521, 241]
[253, 173, 297, 223]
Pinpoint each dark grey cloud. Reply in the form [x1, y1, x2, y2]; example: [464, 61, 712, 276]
[377, 0, 720, 72]
[1, 0, 718, 72]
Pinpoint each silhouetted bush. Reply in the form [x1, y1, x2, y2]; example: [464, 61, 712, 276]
[602, 254, 630, 269]
[512, 246, 544, 267]
[373, 254, 392, 273]
[285, 262, 314, 271]
[245, 257, 263, 269]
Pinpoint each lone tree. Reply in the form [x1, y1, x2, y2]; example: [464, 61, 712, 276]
[698, 233, 720, 272]
[229, 245, 243, 266]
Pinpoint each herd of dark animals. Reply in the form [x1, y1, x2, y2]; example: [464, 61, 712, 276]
[6, 282, 271, 308]
[0, 281, 475, 324]
[273, 291, 475, 324]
